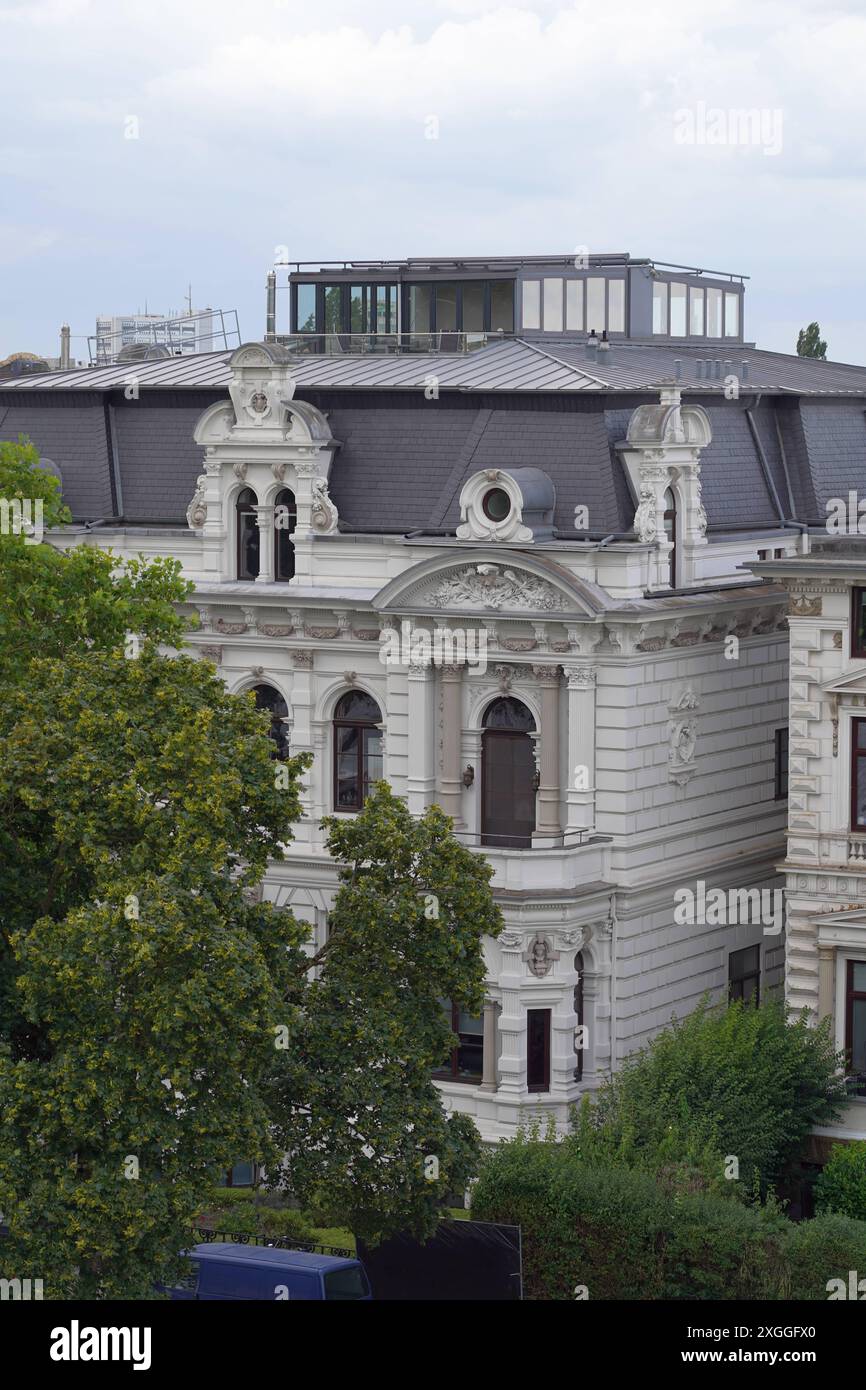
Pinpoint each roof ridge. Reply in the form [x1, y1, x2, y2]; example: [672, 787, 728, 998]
[515, 336, 609, 388]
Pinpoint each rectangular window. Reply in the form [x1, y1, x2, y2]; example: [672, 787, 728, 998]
[725, 292, 739, 337]
[608, 278, 625, 333]
[436, 283, 457, 332]
[323, 285, 343, 334]
[690, 286, 705, 335]
[846, 960, 866, 1096]
[462, 281, 485, 333]
[433, 1000, 484, 1082]
[350, 285, 367, 333]
[852, 718, 866, 831]
[652, 281, 668, 334]
[566, 279, 584, 331]
[775, 727, 789, 800]
[707, 287, 722, 337]
[407, 284, 432, 334]
[522, 280, 541, 330]
[586, 278, 605, 335]
[543, 277, 563, 332]
[729, 946, 760, 1005]
[852, 589, 866, 658]
[527, 1009, 551, 1092]
[670, 282, 687, 336]
[296, 283, 316, 333]
[490, 281, 514, 332]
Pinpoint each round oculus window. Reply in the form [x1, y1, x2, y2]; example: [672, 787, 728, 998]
[482, 487, 511, 522]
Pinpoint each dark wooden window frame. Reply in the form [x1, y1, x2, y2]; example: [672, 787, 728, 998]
[236, 487, 259, 581]
[728, 944, 761, 1005]
[845, 959, 866, 1097]
[432, 1001, 484, 1085]
[274, 487, 297, 582]
[527, 1008, 551, 1093]
[774, 726, 789, 800]
[852, 589, 866, 660]
[332, 694, 383, 813]
[851, 716, 866, 831]
[663, 487, 677, 589]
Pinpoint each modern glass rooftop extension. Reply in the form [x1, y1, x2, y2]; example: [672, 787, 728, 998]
[272, 254, 747, 354]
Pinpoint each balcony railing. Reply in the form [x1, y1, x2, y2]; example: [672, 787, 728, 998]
[273, 331, 503, 356]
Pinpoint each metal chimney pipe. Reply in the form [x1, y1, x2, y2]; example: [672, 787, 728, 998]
[265, 272, 277, 341]
[741, 360, 749, 381]
[60, 323, 71, 370]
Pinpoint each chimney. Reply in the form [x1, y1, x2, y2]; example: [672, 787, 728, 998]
[741, 360, 749, 381]
[59, 323, 71, 370]
[265, 271, 277, 341]
[674, 358, 682, 381]
[585, 327, 599, 361]
[597, 329, 611, 362]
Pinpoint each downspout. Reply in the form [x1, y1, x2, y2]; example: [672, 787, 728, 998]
[744, 394, 786, 528]
[105, 400, 124, 519]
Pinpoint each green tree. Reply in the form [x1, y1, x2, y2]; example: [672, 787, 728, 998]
[814, 1140, 866, 1222]
[796, 322, 828, 359]
[267, 783, 503, 1244]
[588, 997, 847, 1196]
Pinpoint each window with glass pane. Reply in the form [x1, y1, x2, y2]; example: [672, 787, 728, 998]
[566, 280, 584, 331]
[274, 487, 296, 581]
[852, 718, 866, 830]
[670, 283, 687, 336]
[652, 281, 668, 334]
[663, 487, 676, 587]
[376, 286, 388, 333]
[522, 280, 541, 330]
[490, 280, 514, 332]
[690, 287, 705, 335]
[323, 285, 343, 333]
[586, 278, 605, 335]
[236, 487, 259, 580]
[333, 690, 383, 811]
[543, 277, 563, 332]
[462, 281, 485, 333]
[729, 945, 760, 1004]
[527, 1009, 550, 1092]
[707, 287, 722, 336]
[608, 279, 625, 333]
[408, 284, 432, 333]
[350, 285, 367, 333]
[774, 727, 788, 799]
[724, 292, 739, 336]
[846, 960, 866, 1096]
[433, 1000, 483, 1082]
[852, 590, 866, 658]
[296, 284, 316, 333]
[435, 283, 457, 332]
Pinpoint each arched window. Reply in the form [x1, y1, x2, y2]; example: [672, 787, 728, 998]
[333, 690, 383, 811]
[236, 487, 260, 580]
[481, 696, 536, 848]
[251, 683, 289, 760]
[574, 951, 585, 1082]
[274, 488, 297, 582]
[663, 487, 677, 589]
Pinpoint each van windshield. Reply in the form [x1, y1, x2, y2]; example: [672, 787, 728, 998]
[324, 1265, 369, 1300]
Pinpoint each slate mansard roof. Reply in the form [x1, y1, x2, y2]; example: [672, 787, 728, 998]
[1, 338, 866, 534]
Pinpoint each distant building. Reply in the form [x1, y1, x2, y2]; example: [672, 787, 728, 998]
[0, 351, 50, 381]
[94, 309, 218, 365]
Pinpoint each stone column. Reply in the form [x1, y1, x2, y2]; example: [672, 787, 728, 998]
[563, 664, 597, 835]
[479, 998, 499, 1092]
[532, 665, 561, 845]
[818, 945, 836, 1025]
[290, 649, 315, 821]
[437, 663, 465, 828]
[253, 504, 275, 583]
[407, 661, 436, 815]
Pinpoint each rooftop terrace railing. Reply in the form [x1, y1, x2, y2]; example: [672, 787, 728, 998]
[272, 330, 503, 356]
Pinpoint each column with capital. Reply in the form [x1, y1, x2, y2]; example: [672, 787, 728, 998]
[532, 665, 562, 846]
[818, 945, 836, 1024]
[563, 664, 597, 835]
[407, 661, 436, 815]
[253, 504, 275, 583]
[289, 649, 315, 826]
[479, 998, 500, 1092]
[437, 663, 465, 828]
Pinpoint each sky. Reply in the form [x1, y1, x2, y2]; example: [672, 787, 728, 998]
[2, 0, 865, 363]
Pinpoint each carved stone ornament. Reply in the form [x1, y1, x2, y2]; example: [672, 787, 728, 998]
[214, 618, 248, 634]
[790, 594, 822, 617]
[291, 649, 314, 669]
[430, 563, 566, 613]
[232, 461, 248, 481]
[499, 931, 523, 950]
[668, 687, 700, 786]
[523, 933, 560, 978]
[633, 481, 658, 543]
[258, 624, 295, 637]
[310, 476, 339, 534]
[199, 645, 223, 664]
[186, 474, 208, 529]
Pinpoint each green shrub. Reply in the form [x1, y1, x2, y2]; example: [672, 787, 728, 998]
[814, 1142, 866, 1222]
[779, 1213, 866, 1300]
[590, 998, 846, 1195]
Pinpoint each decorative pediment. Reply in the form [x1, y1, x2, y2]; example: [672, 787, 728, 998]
[375, 553, 611, 618]
[822, 666, 866, 696]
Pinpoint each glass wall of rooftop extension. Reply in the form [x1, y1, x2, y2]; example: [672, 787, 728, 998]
[291, 279, 515, 336]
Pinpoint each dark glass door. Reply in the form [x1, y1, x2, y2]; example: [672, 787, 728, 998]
[482, 730, 536, 847]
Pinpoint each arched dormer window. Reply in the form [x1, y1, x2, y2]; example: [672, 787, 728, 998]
[333, 690, 383, 811]
[251, 682, 289, 760]
[274, 488, 297, 582]
[236, 487, 259, 580]
[481, 696, 536, 848]
[663, 487, 677, 589]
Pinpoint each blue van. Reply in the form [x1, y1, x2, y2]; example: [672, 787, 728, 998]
[168, 1243, 372, 1301]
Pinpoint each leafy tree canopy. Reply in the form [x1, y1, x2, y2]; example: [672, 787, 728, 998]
[796, 322, 828, 360]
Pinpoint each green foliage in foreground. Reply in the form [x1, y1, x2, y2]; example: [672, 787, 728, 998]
[815, 1141, 866, 1222]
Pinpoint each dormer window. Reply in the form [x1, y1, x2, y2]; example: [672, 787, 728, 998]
[236, 488, 259, 580]
[482, 487, 511, 523]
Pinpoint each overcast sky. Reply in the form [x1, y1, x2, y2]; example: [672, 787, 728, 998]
[2, 0, 865, 363]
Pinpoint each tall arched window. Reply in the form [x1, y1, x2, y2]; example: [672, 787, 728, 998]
[333, 690, 383, 811]
[481, 696, 536, 848]
[251, 682, 289, 760]
[574, 951, 585, 1082]
[274, 488, 297, 582]
[663, 487, 677, 589]
[236, 488, 260, 580]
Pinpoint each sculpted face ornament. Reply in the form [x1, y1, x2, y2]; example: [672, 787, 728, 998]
[249, 390, 270, 416]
